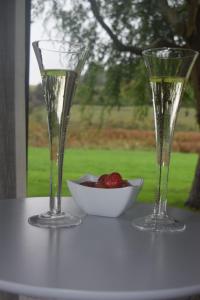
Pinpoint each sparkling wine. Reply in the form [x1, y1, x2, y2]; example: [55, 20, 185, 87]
[42, 69, 77, 203]
[150, 76, 185, 207]
[29, 40, 88, 228]
[150, 76, 185, 165]
[42, 69, 77, 156]
[42, 69, 77, 128]
[132, 47, 198, 232]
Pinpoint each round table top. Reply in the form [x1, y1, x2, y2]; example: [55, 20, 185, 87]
[0, 197, 200, 300]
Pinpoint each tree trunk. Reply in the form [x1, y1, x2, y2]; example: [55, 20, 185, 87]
[186, 154, 200, 208]
[185, 58, 200, 208]
[184, 2, 200, 208]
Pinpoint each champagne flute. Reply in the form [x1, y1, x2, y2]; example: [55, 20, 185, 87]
[28, 40, 88, 228]
[132, 47, 198, 232]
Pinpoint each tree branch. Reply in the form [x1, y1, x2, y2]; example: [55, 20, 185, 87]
[87, 0, 142, 55]
[88, 0, 178, 54]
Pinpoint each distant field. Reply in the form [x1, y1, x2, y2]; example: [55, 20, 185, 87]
[28, 147, 198, 208]
[29, 105, 200, 152]
[30, 104, 198, 131]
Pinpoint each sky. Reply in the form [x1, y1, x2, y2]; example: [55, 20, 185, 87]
[29, 1, 73, 85]
[29, 4, 104, 85]
[29, 20, 45, 85]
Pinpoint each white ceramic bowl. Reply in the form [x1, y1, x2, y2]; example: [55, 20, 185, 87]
[67, 174, 143, 218]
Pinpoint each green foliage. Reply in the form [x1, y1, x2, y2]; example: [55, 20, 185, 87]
[29, 84, 43, 111]
[75, 62, 106, 105]
[74, 59, 151, 107]
[120, 60, 151, 106]
[31, 0, 196, 109]
[183, 82, 196, 107]
[104, 64, 122, 107]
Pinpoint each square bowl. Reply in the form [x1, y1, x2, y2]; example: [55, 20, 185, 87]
[67, 174, 143, 218]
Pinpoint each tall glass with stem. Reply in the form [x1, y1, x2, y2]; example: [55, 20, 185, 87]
[132, 48, 198, 232]
[28, 40, 88, 228]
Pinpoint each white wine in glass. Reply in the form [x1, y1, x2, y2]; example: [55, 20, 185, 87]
[132, 48, 198, 232]
[28, 40, 88, 228]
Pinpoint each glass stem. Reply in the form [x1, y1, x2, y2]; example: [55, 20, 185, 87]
[48, 130, 61, 215]
[154, 152, 170, 217]
[48, 114, 67, 215]
[49, 159, 62, 214]
[153, 105, 173, 218]
[48, 113, 70, 215]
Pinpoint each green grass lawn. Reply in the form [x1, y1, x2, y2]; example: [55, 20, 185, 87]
[28, 147, 198, 208]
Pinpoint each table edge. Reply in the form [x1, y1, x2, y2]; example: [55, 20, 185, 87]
[0, 280, 200, 300]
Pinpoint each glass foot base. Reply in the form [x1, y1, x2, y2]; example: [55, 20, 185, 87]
[28, 211, 82, 228]
[132, 214, 185, 232]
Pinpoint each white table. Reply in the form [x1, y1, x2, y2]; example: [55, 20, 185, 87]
[0, 197, 200, 300]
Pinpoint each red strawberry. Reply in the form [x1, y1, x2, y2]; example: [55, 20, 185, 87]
[104, 172, 123, 188]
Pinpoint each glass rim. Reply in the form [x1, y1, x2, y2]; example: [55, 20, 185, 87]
[142, 47, 199, 59]
[32, 39, 88, 54]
